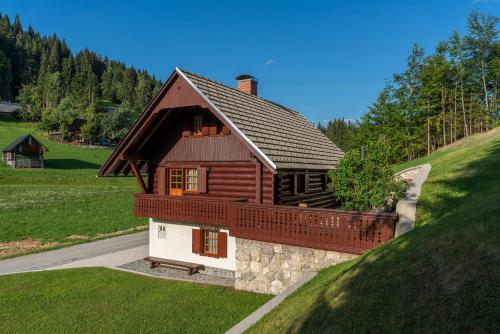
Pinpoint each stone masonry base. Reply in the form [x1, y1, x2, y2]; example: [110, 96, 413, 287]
[235, 238, 357, 294]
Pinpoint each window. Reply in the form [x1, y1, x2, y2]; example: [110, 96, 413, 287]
[184, 168, 198, 191]
[169, 169, 183, 189]
[203, 230, 218, 255]
[193, 115, 203, 135]
[296, 174, 306, 194]
[169, 168, 183, 195]
[158, 224, 166, 238]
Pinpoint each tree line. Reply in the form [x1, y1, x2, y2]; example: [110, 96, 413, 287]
[0, 13, 162, 141]
[320, 11, 499, 163]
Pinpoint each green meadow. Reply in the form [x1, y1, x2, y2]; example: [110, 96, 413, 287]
[0, 117, 146, 257]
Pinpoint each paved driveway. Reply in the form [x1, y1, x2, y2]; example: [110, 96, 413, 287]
[0, 232, 148, 275]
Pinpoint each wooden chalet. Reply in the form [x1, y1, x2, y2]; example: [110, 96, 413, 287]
[99, 69, 344, 207]
[2, 134, 48, 168]
[99, 68, 397, 289]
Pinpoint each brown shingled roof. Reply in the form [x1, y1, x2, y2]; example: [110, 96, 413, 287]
[182, 70, 344, 170]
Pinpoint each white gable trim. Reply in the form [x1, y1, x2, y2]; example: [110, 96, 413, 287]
[176, 68, 277, 172]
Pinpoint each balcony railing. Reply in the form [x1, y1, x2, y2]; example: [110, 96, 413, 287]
[134, 193, 398, 255]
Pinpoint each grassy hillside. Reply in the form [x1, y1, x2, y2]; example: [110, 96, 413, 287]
[0, 117, 146, 257]
[0, 267, 272, 334]
[248, 128, 500, 333]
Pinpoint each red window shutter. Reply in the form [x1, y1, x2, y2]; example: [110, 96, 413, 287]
[217, 232, 227, 258]
[158, 168, 166, 195]
[197, 167, 207, 193]
[222, 126, 230, 135]
[192, 229, 201, 254]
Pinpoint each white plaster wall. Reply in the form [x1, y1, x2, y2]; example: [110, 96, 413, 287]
[149, 219, 236, 271]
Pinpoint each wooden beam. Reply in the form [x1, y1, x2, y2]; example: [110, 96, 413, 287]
[136, 109, 173, 152]
[121, 152, 148, 161]
[130, 160, 148, 193]
[255, 160, 263, 204]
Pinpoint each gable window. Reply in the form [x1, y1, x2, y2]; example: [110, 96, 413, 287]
[202, 230, 219, 255]
[185, 168, 198, 191]
[193, 115, 203, 135]
[296, 174, 306, 194]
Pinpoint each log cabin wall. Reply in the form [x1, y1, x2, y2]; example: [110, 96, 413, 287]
[152, 163, 274, 205]
[274, 170, 335, 208]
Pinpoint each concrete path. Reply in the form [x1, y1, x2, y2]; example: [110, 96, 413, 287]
[395, 164, 431, 236]
[0, 231, 148, 275]
[49, 245, 148, 270]
[225, 272, 317, 334]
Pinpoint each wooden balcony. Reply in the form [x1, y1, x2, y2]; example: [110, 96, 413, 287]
[134, 193, 398, 255]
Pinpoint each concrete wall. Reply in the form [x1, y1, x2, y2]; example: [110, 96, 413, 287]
[235, 238, 357, 294]
[149, 219, 236, 271]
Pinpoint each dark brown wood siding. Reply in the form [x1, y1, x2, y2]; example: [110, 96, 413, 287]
[148, 110, 250, 165]
[274, 170, 335, 208]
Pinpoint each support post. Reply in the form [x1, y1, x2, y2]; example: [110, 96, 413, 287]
[130, 160, 148, 193]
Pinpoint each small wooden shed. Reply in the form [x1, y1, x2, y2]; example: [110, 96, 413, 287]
[2, 134, 48, 168]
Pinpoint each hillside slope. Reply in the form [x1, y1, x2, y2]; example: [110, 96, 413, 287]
[248, 128, 500, 333]
[0, 118, 146, 258]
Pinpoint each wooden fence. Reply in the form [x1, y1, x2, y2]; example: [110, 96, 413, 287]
[134, 193, 398, 254]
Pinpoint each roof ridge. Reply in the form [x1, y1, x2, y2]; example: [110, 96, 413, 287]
[179, 68, 301, 116]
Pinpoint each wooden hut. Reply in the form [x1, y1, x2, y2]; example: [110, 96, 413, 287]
[2, 134, 48, 168]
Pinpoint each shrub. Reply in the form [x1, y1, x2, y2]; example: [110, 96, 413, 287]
[328, 141, 406, 212]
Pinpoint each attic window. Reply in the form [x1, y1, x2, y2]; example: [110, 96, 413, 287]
[296, 174, 306, 194]
[193, 116, 203, 135]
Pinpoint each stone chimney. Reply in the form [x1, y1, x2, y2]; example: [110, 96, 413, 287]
[236, 74, 258, 95]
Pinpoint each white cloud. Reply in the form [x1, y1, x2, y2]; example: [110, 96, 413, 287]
[264, 59, 276, 66]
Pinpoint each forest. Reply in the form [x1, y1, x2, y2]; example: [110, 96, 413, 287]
[0, 13, 162, 142]
[320, 11, 499, 163]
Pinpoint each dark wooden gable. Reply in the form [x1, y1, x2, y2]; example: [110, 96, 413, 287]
[98, 69, 269, 177]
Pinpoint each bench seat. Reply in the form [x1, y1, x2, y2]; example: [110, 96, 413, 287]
[144, 257, 203, 275]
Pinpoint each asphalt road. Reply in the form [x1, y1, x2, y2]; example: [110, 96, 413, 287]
[0, 231, 148, 275]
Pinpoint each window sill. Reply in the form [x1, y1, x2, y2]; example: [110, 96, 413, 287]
[200, 252, 223, 258]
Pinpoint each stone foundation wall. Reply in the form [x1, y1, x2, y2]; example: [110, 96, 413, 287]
[235, 238, 357, 294]
[199, 266, 235, 279]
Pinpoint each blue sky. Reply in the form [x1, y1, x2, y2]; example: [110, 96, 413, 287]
[1, 0, 498, 123]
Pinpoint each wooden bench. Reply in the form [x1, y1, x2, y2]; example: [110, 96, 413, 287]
[144, 257, 203, 275]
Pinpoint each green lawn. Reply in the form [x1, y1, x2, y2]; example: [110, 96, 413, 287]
[248, 128, 500, 333]
[0, 267, 272, 334]
[0, 117, 146, 257]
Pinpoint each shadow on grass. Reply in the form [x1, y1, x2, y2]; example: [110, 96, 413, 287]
[44, 159, 101, 170]
[287, 141, 500, 333]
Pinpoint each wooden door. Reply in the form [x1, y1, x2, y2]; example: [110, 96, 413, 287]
[169, 168, 183, 196]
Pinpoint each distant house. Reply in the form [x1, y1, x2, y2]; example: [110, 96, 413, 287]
[2, 134, 48, 168]
[48, 132, 64, 142]
[0, 101, 20, 115]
